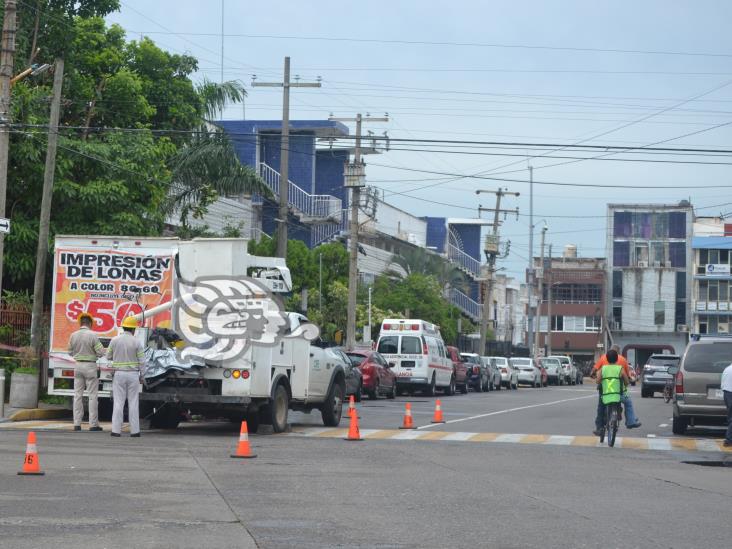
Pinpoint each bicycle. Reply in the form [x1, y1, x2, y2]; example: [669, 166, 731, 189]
[663, 366, 679, 403]
[599, 401, 621, 447]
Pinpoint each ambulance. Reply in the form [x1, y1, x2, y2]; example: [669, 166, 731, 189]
[376, 319, 453, 396]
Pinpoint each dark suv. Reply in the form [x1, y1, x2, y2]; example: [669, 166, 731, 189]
[673, 335, 731, 435]
[641, 354, 681, 398]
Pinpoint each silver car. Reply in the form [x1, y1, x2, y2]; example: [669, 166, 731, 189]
[488, 356, 518, 389]
[510, 358, 542, 388]
[541, 357, 563, 385]
[548, 355, 577, 385]
[481, 356, 504, 391]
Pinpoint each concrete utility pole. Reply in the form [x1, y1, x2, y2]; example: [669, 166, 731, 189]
[527, 165, 534, 354]
[477, 188, 519, 356]
[30, 58, 64, 353]
[252, 57, 321, 258]
[547, 243, 553, 357]
[0, 0, 18, 301]
[534, 224, 547, 359]
[329, 113, 388, 350]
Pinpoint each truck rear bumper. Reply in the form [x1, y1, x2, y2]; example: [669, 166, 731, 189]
[139, 393, 252, 405]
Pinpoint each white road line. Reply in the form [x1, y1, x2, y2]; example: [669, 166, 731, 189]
[647, 438, 672, 451]
[695, 439, 721, 452]
[494, 433, 525, 443]
[359, 429, 381, 437]
[647, 434, 657, 438]
[659, 424, 669, 428]
[441, 432, 475, 442]
[416, 394, 596, 430]
[391, 430, 423, 440]
[545, 435, 574, 446]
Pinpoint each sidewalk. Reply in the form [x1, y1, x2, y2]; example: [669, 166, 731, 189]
[0, 401, 71, 423]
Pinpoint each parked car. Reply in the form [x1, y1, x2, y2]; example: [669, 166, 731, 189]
[489, 356, 518, 389]
[446, 346, 470, 394]
[481, 356, 503, 391]
[641, 354, 681, 398]
[541, 357, 563, 385]
[510, 357, 542, 388]
[345, 350, 397, 400]
[461, 352, 489, 392]
[548, 355, 577, 385]
[332, 348, 363, 402]
[672, 335, 730, 435]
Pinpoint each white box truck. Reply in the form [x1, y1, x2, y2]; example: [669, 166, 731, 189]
[48, 236, 347, 432]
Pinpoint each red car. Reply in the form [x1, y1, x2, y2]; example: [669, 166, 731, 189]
[445, 346, 470, 395]
[346, 350, 397, 400]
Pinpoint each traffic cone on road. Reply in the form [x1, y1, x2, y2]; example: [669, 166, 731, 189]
[399, 403, 416, 429]
[431, 400, 445, 424]
[18, 431, 44, 476]
[348, 395, 360, 419]
[344, 403, 363, 441]
[230, 421, 257, 459]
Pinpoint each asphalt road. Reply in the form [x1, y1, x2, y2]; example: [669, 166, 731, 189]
[1, 383, 730, 549]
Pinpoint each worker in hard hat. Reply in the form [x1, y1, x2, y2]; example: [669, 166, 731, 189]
[106, 316, 146, 437]
[68, 313, 106, 432]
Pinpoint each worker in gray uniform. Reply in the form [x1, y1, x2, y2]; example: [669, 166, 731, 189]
[107, 316, 146, 437]
[69, 313, 105, 432]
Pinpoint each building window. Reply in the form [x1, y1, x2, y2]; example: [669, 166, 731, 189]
[651, 241, 666, 264]
[699, 315, 708, 334]
[709, 249, 720, 265]
[633, 212, 652, 239]
[613, 306, 622, 329]
[634, 242, 649, 264]
[669, 211, 686, 238]
[585, 316, 601, 332]
[675, 301, 686, 327]
[552, 316, 563, 331]
[669, 241, 686, 267]
[612, 271, 623, 299]
[699, 280, 708, 303]
[613, 241, 630, 267]
[676, 271, 686, 299]
[654, 301, 665, 325]
[614, 211, 632, 237]
[709, 280, 719, 302]
[652, 213, 668, 239]
[722, 250, 730, 264]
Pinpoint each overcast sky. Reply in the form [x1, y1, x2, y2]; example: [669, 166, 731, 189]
[108, 1, 732, 278]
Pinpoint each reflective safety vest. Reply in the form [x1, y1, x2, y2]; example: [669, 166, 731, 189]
[600, 364, 623, 405]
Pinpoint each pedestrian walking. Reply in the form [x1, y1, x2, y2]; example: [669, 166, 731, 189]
[722, 361, 732, 447]
[69, 313, 105, 432]
[107, 316, 146, 437]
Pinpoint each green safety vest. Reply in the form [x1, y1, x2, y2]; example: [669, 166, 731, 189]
[600, 364, 623, 405]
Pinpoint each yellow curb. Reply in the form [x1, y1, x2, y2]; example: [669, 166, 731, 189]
[519, 434, 550, 444]
[364, 429, 400, 440]
[9, 408, 72, 422]
[417, 431, 451, 441]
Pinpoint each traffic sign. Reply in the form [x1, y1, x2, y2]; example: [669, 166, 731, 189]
[0, 217, 9, 234]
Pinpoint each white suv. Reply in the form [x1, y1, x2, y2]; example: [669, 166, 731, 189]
[547, 355, 577, 385]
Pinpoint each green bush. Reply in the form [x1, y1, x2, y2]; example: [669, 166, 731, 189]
[13, 366, 38, 375]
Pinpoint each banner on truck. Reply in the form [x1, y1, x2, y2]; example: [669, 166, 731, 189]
[50, 247, 175, 352]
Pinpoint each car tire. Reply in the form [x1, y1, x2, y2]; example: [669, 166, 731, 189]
[459, 381, 468, 394]
[494, 379, 501, 391]
[475, 379, 483, 393]
[321, 379, 345, 427]
[387, 382, 396, 399]
[444, 376, 455, 396]
[424, 375, 436, 397]
[641, 387, 651, 398]
[354, 382, 362, 403]
[269, 383, 290, 433]
[672, 416, 688, 435]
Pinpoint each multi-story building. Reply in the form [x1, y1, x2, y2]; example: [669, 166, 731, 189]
[691, 217, 732, 334]
[533, 248, 606, 366]
[606, 202, 692, 366]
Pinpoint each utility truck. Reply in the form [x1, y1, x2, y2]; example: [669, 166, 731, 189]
[48, 236, 347, 432]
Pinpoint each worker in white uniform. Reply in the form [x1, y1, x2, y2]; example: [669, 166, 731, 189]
[107, 316, 146, 437]
[69, 313, 105, 431]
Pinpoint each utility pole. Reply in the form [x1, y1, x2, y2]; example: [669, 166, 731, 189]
[252, 58, 321, 258]
[0, 0, 18, 301]
[477, 188, 519, 356]
[534, 225, 547, 359]
[547, 243, 553, 357]
[329, 113, 388, 349]
[527, 164, 534, 354]
[30, 58, 64, 353]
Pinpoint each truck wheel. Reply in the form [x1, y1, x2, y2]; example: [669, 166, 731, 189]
[424, 375, 436, 397]
[321, 379, 345, 427]
[245, 409, 260, 434]
[443, 376, 455, 396]
[354, 382, 363, 403]
[672, 416, 688, 435]
[269, 383, 290, 433]
[150, 405, 182, 429]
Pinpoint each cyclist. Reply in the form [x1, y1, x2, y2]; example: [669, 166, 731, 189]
[592, 346, 641, 435]
[596, 350, 630, 433]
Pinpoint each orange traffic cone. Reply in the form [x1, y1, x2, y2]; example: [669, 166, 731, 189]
[399, 402, 416, 429]
[344, 403, 363, 441]
[348, 395, 360, 419]
[230, 421, 257, 459]
[18, 431, 44, 476]
[431, 399, 445, 424]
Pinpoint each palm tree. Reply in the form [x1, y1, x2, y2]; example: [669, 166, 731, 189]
[166, 79, 271, 225]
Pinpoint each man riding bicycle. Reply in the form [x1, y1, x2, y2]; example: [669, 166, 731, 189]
[592, 346, 641, 436]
